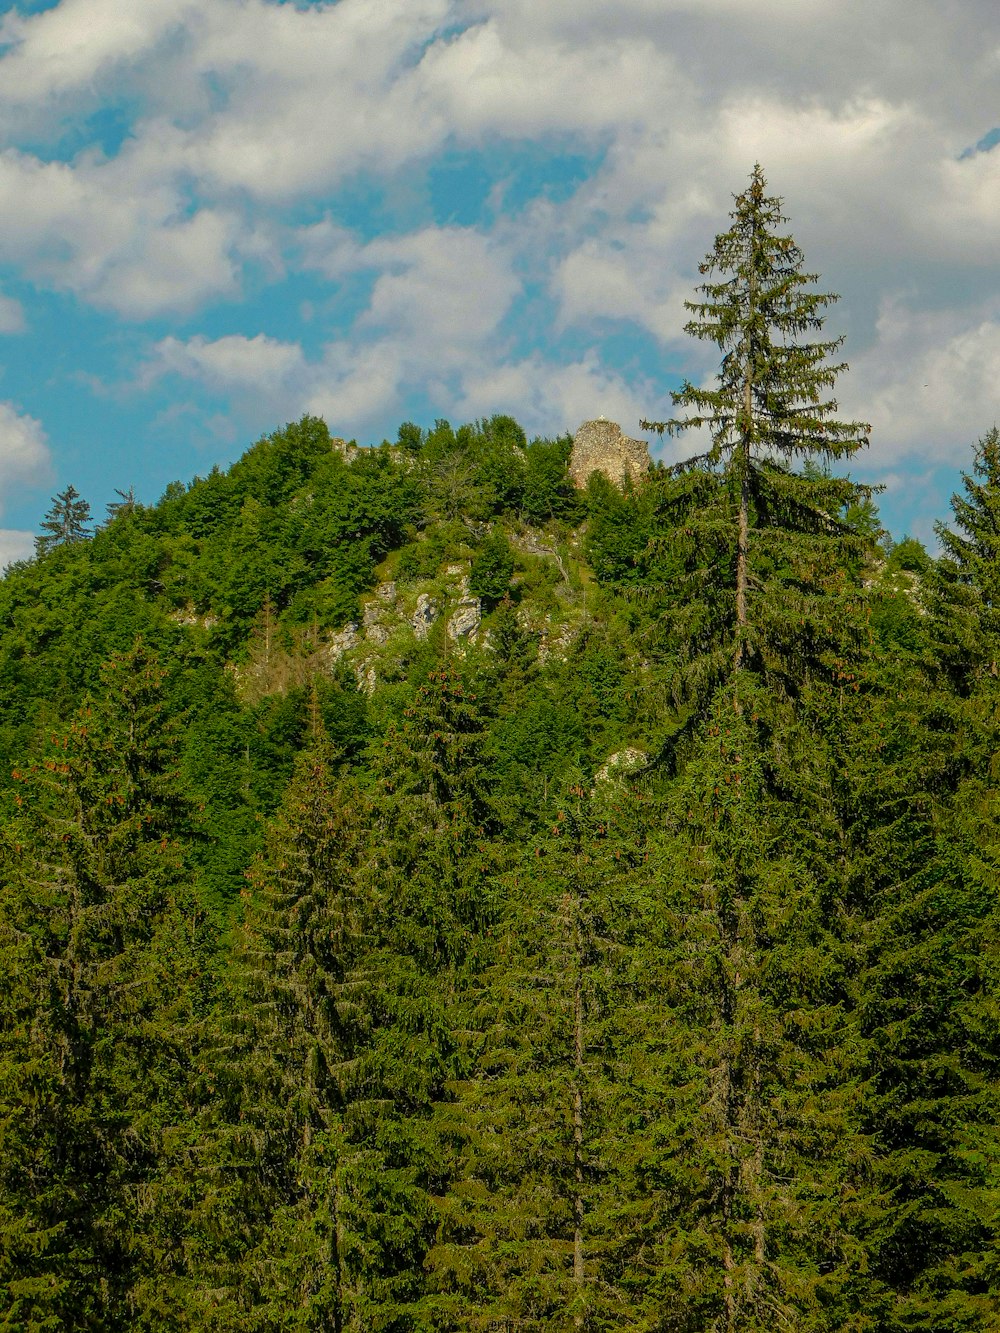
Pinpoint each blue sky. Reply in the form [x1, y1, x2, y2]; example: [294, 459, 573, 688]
[0, 0, 998, 563]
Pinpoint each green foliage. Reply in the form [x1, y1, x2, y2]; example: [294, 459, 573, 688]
[469, 531, 515, 606]
[3, 322, 1000, 1331]
[35, 485, 93, 557]
[522, 435, 579, 526]
[583, 473, 651, 585]
[0, 642, 212, 1330]
[428, 782, 649, 1330]
[644, 164, 869, 468]
[640, 165, 876, 714]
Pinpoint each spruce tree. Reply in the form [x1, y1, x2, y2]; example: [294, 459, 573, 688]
[934, 425, 1000, 683]
[427, 780, 651, 1331]
[600, 685, 876, 1332]
[623, 167, 883, 1328]
[187, 733, 368, 1331]
[34, 485, 93, 557]
[0, 642, 208, 1330]
[841, 436, 1000, 1327]
[190, 668, 500, 1329]
[641, 164, 871, 708]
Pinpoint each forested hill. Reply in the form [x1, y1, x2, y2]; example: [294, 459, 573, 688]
[2, 405, 998, 1331]
[3, 167, 1000, 1333]
[0, 412, 670, 909]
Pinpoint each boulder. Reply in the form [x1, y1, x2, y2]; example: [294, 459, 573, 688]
[412, 592, 438, 640]
[447, 597, 481, 642]
[595, 747, 648, 784]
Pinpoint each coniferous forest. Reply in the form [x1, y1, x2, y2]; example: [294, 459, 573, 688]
[3, 167, 1000, 1331]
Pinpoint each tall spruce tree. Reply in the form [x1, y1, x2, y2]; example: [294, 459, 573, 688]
[934, 425, 1000, 684]
[185, 732, 370, 1331]
[0, 642, 209, 1331]
[34, 486, 93, 557]
[190, 667, 500, 1329]
[819, 621, 1000, 1330]
[427, 780, 650, 1331]
[641, 164, 871, 708]
[838, 432, 1000, 1328]
[620, 168, 883, 1328]
[602, 685, 876, 1332]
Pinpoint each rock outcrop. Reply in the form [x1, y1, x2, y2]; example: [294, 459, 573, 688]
[447, 597, 481, 642]
[595, 747, 648, 784]
[412, 592, 438, 640]
[569, 418, 650, 490]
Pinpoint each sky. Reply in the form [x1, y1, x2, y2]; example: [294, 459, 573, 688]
[0, 0, 997, 564]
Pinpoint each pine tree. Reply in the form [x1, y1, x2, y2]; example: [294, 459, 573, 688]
[0, 641, 209, 1330]
[190, 669, 500, 1329]
[427, 780, 651, 1331]
[354, 666, 513, 1329]
[186, 734, 368, 1331]
[34, 485, 93, 557]
[104, 487, 137, 523]
[641, 164, 871, 708]
[603, 684, 877, 1331]
[934, 425, 1000, 683]
[839, 435, 1000, 1327]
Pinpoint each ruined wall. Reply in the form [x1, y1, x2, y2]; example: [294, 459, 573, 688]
[569, 418, 650, 490]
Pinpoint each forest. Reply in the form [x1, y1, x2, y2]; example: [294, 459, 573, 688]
[1, 166, 999, 1331]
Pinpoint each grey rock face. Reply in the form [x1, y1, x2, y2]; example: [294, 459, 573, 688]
[331, 437, 359, 462]
[323, 622, 358, 664]
[362, 597, 392, 645]
[569, 419, 650, 490]
[356, 663, 378, 694]
[538, 621, 577, 664]
[595, 747, 648, 783]
[412, 592, 438, 640]
[447, 597, 481, 642]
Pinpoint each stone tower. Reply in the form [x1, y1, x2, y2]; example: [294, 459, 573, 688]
[569, 418, 650, 490]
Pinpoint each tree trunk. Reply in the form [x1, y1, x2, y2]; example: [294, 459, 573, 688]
[734, 393, 751, 676]
[735, 229, 755, 681]
[573, 958, 585, 1329]
[720, 1057, 738, 1333]
[333, 1171, 345, 1333]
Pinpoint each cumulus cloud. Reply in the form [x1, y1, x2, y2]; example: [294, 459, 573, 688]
[0, 403, 52, 504]
[148, 223, 523, 432]
[151, 332, 306, 392]
[0, 0, 999, 475]
[0, 0, 197, 103]
[0, 529, 36, 569]
[0, 147, 247, 316]
[359, 228, 520, 346]
[0, 294, 25, 334]
[843, 300, 1000, 468]
[453, 350, 672, 450]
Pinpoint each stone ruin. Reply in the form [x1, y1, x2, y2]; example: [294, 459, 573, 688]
[569, 418, 650, 490]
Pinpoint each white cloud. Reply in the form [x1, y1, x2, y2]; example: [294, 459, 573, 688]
[360, 228, 519, 346]
[153, 332, 304, 388]
[0, 294, 25, 334]
[453, 350, 672, 450]
[149, 223, 522, 430]
[0, 0, 1000, 479]
[0, 403, 52, 506]
[843, 299, 1000, 468]
[0, 0, 197, 102]
[0, 147, 247, 316]
[0, 529, 35, 569]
